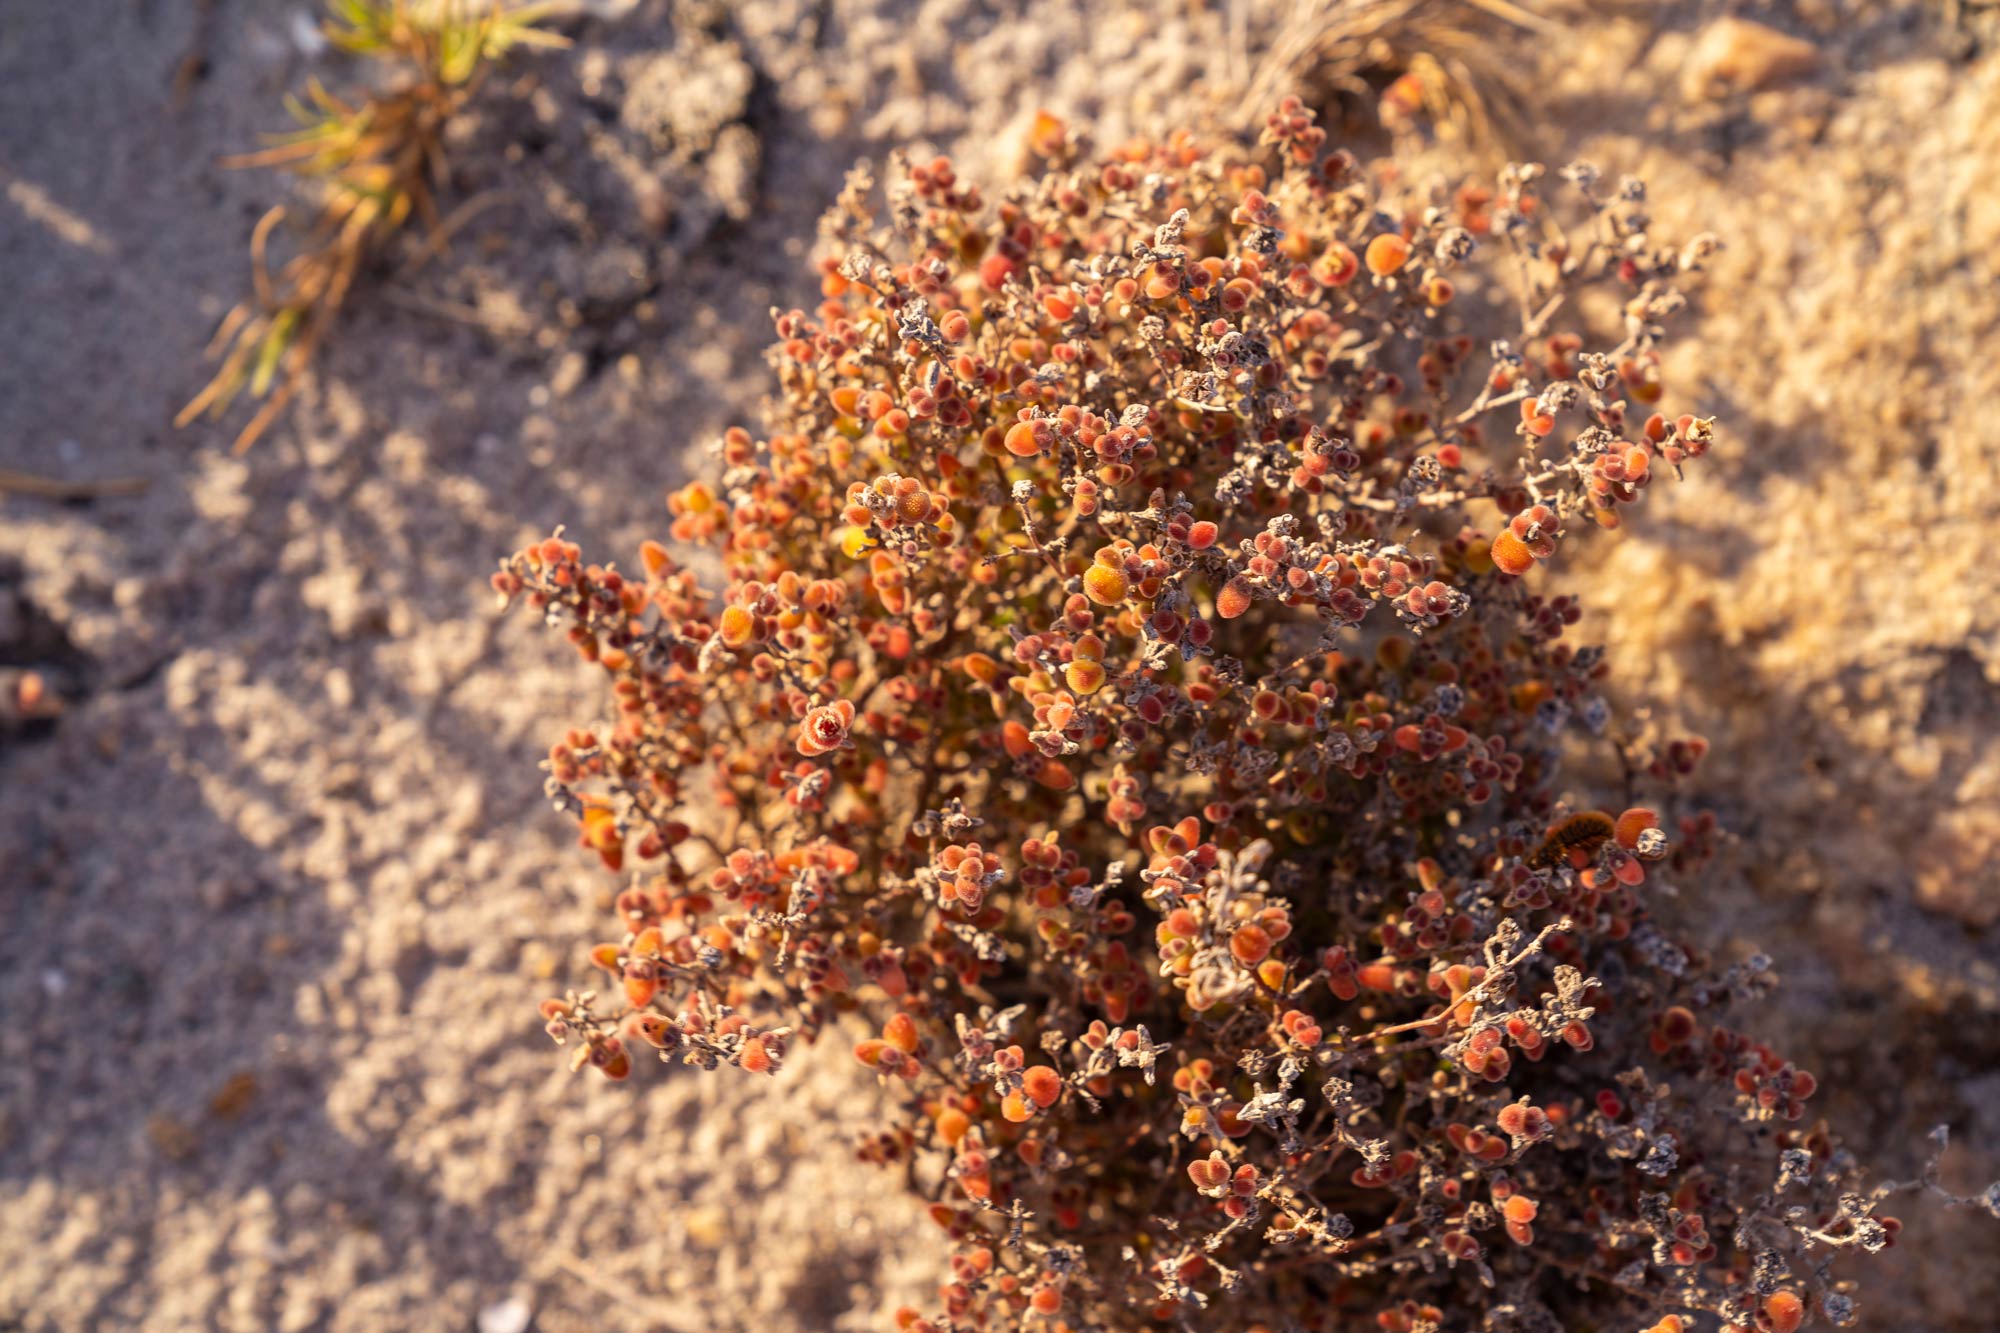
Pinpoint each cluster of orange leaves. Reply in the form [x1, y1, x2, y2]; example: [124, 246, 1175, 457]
[501, 98, 1900, 1332]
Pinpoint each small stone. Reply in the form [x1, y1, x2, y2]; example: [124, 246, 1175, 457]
[288, 9, 328, 58]
[1684, 19, 1820, 100]
[147, 1114, 197, 1161]
[478, 1296, 532, 1333]
[684, 1205, 728, 1247]
[209, 1071, 259, 1120]
[549, 351, 588, 399]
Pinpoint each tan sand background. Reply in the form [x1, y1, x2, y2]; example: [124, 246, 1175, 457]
[2, 1, 1995, 1328]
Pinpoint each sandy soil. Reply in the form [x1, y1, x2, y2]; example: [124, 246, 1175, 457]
[1, 1, 1994, 1329]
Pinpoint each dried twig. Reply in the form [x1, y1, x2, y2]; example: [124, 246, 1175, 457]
[0, 467, 150, 500]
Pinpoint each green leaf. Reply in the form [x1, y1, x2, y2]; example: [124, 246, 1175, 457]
[250, 308, 302, 399]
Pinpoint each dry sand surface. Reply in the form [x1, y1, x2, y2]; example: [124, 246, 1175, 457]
[2, 0, 1996, 1329]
